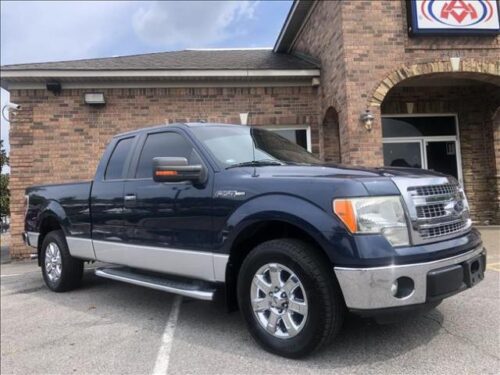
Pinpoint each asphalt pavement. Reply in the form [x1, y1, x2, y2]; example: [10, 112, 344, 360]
[1, 228, 499, 374]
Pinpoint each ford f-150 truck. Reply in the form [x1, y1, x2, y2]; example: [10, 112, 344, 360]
[24, 123, 486, 358]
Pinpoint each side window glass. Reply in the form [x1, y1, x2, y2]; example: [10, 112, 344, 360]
[136, 132, 201, 179]
[104, 137, 134, 180]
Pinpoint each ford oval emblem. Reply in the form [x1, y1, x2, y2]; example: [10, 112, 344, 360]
[454, 201, 464, 213]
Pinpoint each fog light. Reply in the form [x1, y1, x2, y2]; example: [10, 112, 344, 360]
[391, 280, 398, 296]
[391, 277, 415, 299]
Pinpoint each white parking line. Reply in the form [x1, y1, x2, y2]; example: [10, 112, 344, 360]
[152, 295, 183, 375]
[0, 271, 39, 278]
[0, 266, 99, 278]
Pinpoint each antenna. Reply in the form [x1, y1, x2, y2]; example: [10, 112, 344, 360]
[246, 66, 258, 177]
[250, 128, 258, 177]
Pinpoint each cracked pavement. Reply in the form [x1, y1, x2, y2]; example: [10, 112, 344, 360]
[1, 227, 499, 374]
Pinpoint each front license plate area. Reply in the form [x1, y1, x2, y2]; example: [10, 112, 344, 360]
[463, 253, 485, 287]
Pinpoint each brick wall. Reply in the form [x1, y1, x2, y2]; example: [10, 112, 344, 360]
[292, 0, 349, 163]
[291, 0, 500, 222]
[291, 0, 499, 166]
[8, 86, 319, 258]
[493, 109, 500, 223]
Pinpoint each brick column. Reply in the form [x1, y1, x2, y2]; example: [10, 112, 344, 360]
[493, 108, 500, 224]
[345, 103, 383, 167]
[8, 90, 34, 258]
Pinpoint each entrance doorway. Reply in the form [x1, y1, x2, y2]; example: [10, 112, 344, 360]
[382, 115, 463, 183]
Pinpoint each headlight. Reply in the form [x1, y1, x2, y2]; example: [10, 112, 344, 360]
[333, 196, 409, 247]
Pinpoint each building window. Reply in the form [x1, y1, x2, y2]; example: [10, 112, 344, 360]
[265, 126, 311, 152]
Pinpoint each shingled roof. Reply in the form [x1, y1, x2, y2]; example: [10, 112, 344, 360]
[1, 49, 318, 71]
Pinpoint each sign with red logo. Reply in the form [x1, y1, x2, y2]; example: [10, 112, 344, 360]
[408, 0, 500, 35]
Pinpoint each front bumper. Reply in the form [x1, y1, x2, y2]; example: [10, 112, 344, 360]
[334, 245, 486, 310]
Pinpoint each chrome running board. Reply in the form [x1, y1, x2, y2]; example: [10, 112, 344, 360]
[95, 267, 215, 301]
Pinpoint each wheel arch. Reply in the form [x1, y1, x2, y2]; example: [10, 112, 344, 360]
[224, 217, 333, 311]
[36, 209, 66, 266]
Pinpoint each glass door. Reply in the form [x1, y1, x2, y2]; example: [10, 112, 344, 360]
[425, 139, 460, 180]
[382, 116, 463, 183]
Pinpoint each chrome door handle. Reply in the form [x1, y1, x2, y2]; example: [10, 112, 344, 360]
[124, 194, 137, 207]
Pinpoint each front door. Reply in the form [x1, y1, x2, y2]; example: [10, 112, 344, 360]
[91, 135, 137, 262]
[382, 116, 462, 183]
[121, 129, 214, 280]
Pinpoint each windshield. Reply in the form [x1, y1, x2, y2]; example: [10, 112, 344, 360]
[190, 126, 321, 168]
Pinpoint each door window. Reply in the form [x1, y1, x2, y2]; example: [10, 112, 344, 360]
[135, 132, 201, 179]
[104, 137, 134, 180]
[383, 142, 422, 168]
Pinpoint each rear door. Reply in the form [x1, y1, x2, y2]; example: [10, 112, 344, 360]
[121, 129, 215, 280]
[91, 135, 137, 262]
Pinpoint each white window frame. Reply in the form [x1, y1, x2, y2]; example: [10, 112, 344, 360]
[381, 114, 463, 184]
[264, 125, 312, 152]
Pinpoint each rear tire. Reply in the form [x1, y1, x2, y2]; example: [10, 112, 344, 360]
[41, 230, 83, 292]
[237, 239, 344, 358]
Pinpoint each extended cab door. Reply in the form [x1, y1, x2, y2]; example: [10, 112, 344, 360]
[121, 129, 215, 280]
[91, 135, 137, 262]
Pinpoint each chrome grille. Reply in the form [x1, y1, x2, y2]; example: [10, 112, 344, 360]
[407, 182, 471, 242]
[416, 203, 447, 219]
[419, 220, 469, 239]
[411, 184, 458, 197]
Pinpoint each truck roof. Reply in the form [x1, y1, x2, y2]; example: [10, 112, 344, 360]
[114, 122, 244, 138]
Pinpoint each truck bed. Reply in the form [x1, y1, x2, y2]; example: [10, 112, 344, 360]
[25, 181, 93, 238]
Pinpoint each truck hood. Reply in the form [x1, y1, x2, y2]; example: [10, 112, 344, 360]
[248, 164, 450, 197]
[255, 164, 447, 180]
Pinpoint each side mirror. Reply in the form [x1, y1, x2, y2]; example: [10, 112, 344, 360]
[152, 157, 206, 183]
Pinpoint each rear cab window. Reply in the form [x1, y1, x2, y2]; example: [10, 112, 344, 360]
[104, 137, 134, 180]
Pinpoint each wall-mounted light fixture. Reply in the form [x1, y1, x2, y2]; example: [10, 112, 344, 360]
[450, 57, 461, 72]
[239, 112, 249, 126]
[406, 102, 415, 114]
[46, 81, 61, 95]
[360, 109, 375, 131]
[84, 92, 106, 105]
[1, 102, 21, 122]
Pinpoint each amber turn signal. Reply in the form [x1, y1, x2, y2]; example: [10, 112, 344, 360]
[155, 170, 178, 176]
[333, 199, 357, 233]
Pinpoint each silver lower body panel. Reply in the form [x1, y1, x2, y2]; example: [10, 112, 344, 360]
[95, 267, 215, 301]
[334, 246, 485, 310]
[24, 231, 39, 249]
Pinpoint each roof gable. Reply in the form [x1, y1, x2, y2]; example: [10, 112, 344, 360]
[274, 0, 316, 53]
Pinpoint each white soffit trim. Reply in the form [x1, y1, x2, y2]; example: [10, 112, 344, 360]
[6, 80, 316, 89]
[1, 69, 320, 78]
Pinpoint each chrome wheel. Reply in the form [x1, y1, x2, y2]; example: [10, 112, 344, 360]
[251, 263, 308, 339]
[44, 242, 62, 282]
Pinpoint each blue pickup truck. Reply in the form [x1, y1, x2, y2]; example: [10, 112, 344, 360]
[24, 123, 486, 358]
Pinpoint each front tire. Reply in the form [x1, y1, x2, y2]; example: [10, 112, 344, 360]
[237, 239, 344, 358]
[41, 230, 83, 292]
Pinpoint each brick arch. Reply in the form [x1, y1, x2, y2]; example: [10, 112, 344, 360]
[369, 59, 500, 107]
[321, 106, 341, 163]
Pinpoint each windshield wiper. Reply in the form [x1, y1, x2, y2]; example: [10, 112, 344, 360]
[226, 160, 284, 169]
